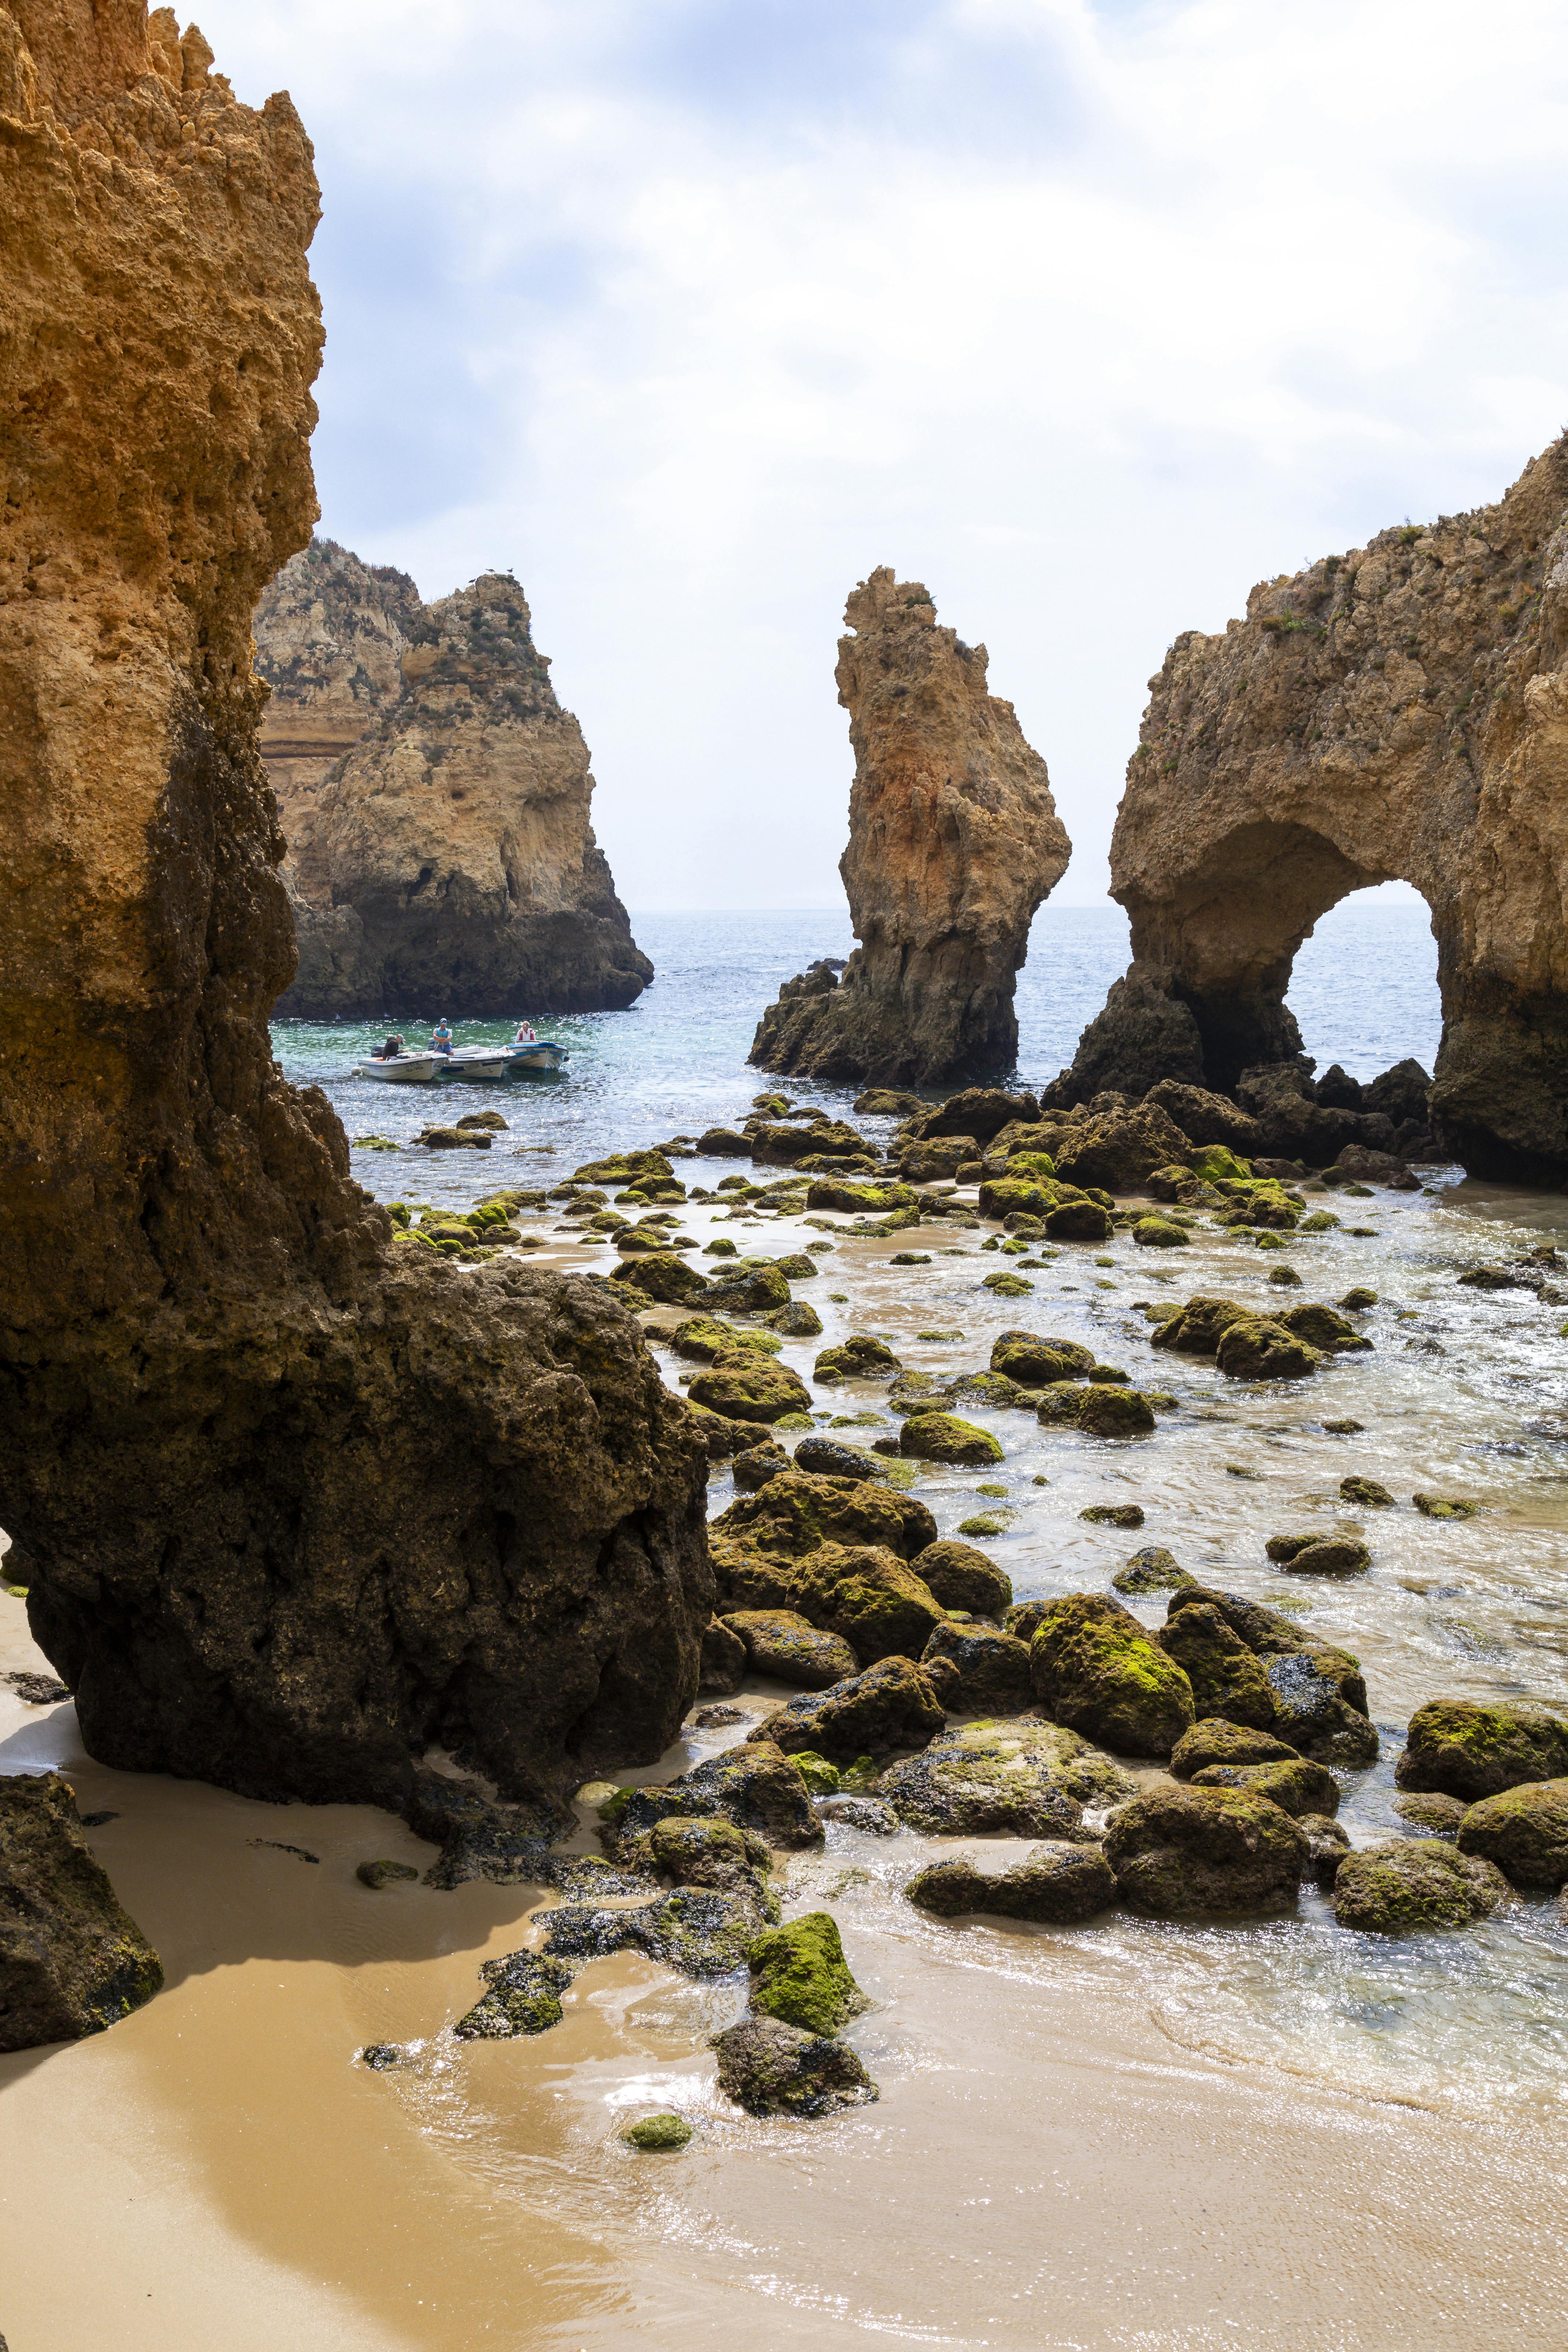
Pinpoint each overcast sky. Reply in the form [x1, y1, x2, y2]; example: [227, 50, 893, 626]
[202, 0, 1568, 911]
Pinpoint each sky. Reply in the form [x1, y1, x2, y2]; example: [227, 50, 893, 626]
[201, 0, 1568, 911]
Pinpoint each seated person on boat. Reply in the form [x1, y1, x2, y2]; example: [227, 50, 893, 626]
[429, 1019, 453, 1054]
[372, 1034, 405, 1061]
[514, 1020, 536, 1043]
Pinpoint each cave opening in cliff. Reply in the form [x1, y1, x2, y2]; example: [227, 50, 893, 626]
[1285, 880, 1441, 1088]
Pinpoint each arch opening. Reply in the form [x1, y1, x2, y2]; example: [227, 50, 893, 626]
[1285, 882, 1441, 1089]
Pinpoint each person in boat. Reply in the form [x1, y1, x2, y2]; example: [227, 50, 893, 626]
[514, 1019, 536, 1044]
[373, 1034, 405, 1061]
[429, 1019, 454, 1054]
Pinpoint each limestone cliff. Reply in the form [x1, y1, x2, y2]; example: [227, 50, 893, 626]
[257, 560, 651, 1019]
[1058, 437, 1568, 1181]
[0, 5, 708, 1809]
[751, 569, 1069, 1085]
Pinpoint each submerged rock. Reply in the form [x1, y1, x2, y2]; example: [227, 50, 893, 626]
[713, 2015, 878, 2116]
[989, 1330, 1096, 1385]
[1104, 1787, 1307, 1918]
[1332, 1842, 1510, 1934]
[1264, 1534, 1373, 1577]
[905, 1842, 1117, 1923]
[1029, 1595, 1196, 1757]
[747, 1912, 869, 2035]
[0, 1774, 163, 2052]
[1395, 1700, 1568, 1801]
[453, 1951, 574, 2039]
[880, 1717, 1134, 1835]
[749, 570, 1069, 1086]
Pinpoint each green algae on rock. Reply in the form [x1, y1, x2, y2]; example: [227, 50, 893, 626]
[668, 1317, 783, 1362]
[622, 2112, 692, 2150]
[723, 1610, 859, 1689]
[453, 1951, 574, 2039]
[1078, 1502, 1146, 1529]
[1112, 1546, 1194, 1595]
[899, 1413, 1004, 1466]
[1040, 1386, 1158, 1438]
[1104, 1785, 1307, 1918]
[1170, 1721, 1302, 1779]
[1156, 1601, 1280, 1731]
[609, 1740, 822, 1854]
[917, 1623, 1034, 1714]
[814, 1333, 903, 1382]
[911, 1539, 1013, 1617]
[753, 1656, 947, 1762]
[1029, 1595, 1195, 1757]
[880, 1717, 1135, 1836]
[1215, 1316, 1324, 1380]
[747, 1911, 869, 2036]
[356, 1859, 420, 1890]
[1455, 1778, 1568, 1887]
[0, 1774, 163, 2051]
[1264, 1534, 1372, 1577]
[713, 2014, 878, 2116]
[1189, 1755, 1340, 1817]
[688, 1352, 813, 1425]
[1332, 1841, 1510, 1933]
[1395, 1700, 1568, 1801]
[905, 1841, 1117, 1924]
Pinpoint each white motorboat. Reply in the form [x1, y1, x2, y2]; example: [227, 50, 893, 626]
[438, 1046, 514, 1080]
[505, 1040, 570, 1073]
[351, 1053, 441, 1084]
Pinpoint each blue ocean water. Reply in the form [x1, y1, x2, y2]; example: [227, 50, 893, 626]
[270, 892, 1443, 1184]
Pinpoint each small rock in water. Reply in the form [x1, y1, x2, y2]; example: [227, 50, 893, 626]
[817, 1795, 899, 1835]
[1340, 1476, 1395, 1507]
[1112, 1546, 1193, 1595]
[1320, 1418, 1364, 1434]
[357, 1860, 419, 1890]
[1339, 1288, 1378, 1309]
[454, 1951, 574, 2038]
[1333, 1841, 1509, 1933]
[1393, 1791, 1468, 1835]
[3, 1672, 70, 1705]
[906, 1841, 1117, 1924]
[694, 1704, 747, 1728]
[712, 2015, 878, 2117]
[1079, 1503, 1145, 1529]
[360, 2044, 408, 2071]
[621, 2112, 692, 2150]
[1413, 1493, 1478, 1520]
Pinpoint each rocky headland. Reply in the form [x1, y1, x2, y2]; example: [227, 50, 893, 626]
[751, 569, 1069, 1086]
[1057, 436, 1568, 1182]
[256, 555, 652, 1018]
[0, 6, 707, 1837]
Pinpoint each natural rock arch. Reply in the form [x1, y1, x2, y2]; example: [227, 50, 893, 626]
[1056, 435, 1568, 1181]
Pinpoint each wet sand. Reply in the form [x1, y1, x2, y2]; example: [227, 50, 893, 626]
[4, 1166, 1568, 2349]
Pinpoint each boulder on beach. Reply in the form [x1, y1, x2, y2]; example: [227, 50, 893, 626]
[910, 1539, 1013, 1617]
[608, 1740, 822, 1854]
[747, 1912, 869, 2036]
[723, 1610, 859, 1690]
[1395, 1700, 1568, 1802]
[1332, 1841, 1510, 1933]
[0, 1774, 163, 2052]
[1170, 1721, 1301, 1779]
[917, 1623, 1034, 1714]
[1104, 1786, 1307, 1918]
[1455, 1778, 1568, 1887]
[688, 1352, 813, 1425]
[905, 1841, 1117, 1924]
[1156, 1601, 1279, 1730]
[1029, 1594, 1196, 1757]
[880, 1717, 1135, 1836]
[751, 1656, 946, 1762]
[899, 1413, 1004, 1466]
[713, 2015, 878, 2116]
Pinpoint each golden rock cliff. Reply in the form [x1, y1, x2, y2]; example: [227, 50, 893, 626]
[0, 3, 708, 1808]
[751, 568, 1069, 1085]
[263, 566, 651, 1018]
[1057, 437, 1568, 1180]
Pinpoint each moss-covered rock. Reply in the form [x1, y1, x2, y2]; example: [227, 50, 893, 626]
[1150, 1294, 1250, 1355]
[980, 1271, 1036, 1297]
[1112, 1546, 1195, 1595]
[689, 1351, 813, 1424]
[722, 1540, 946, 1668]
[805, 1179, 916, 1214]
[704, 1261, 794, 1315]
[1189, 1755, 1340, 1816]
[814, 1333, 902, 1382]
[712, 2015, 878, 2115]
[1263, 1651, 1380, 1768]
[1133, 1215, 1190, 1248]
[1340, 1476, 1395, 1507]
[1332, 1840, 1509, 1933]
[1104, 1786, 1307, 1917]
[987, 1329, 1095, 1387]
[724, 1610, 859, 1689]
[609, 1739, 822, 1853]
[731, 1440, 790, 1492]
[453, 1950, 574, 2038]
[1455, 1778, 1568, 1887]
[753, 1656, 946, 1762]
[575, 1150, 676, 1184]
[544, 1886, 769, 1976]
[1278, 1302, 1372, 1354]
[699, 1615, 747, 1693]
[899, 1412, 1004, 1466]
[646, 1815, 777, 1906]
[766, 1301, 825, 1338]
[792, 1435, 891, 1482]
[712, 1468, 937, 1571]
[747, 1911, 869, 2035]
[881, 1716, 1134, 1834]
[1170, 1720, 1301, 1779]
[669, 1316, 785, 1362]
[1188, 1144, 1253, 1182]
[1394, 1700, 1568, 1801]
[1078, 1502, 1146, 1528]
[1264, 1533, 1372, 1576]
[1156, 1602, 1279, 1730]
[910, 1538, 1013, 1617]
[1392, 1790, 1468, 1834]
[608, 1250, 711, 1304]
[1215, 1316, 1324, 1380]
[1412, 1493, 1479, 1520]
[1037, 1384, 1157, 1437]
[622, 2112, 692, 2150]
[906, 1841, 1118, 1923]
[918, 1623, 1034, 1714]
[1029, 1594, 1196, 1757]
[356, 1857, 420, 1890]
[0, 1774, 162, 2051]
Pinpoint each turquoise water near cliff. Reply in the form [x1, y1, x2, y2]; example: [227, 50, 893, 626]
[271, 892, 1444, 1200]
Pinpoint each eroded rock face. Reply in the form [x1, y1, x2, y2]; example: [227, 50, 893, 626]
[1058, 437, 1568, 1180]
[263, 566, 651, 1016]
[751, 569, 1069, 1085]
[0, 7, 708, 1813]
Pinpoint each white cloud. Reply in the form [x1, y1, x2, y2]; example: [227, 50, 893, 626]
[202, 0, 1568, 907]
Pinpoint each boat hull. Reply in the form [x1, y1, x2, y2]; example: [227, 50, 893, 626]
[438, 1050, 514, 1080]
[351, 1056, 440, 1084]
[506, 1044, 570, 1073]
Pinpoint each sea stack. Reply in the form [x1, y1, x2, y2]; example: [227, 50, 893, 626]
[255, 555, 652, 1018]
[1054, 435, 1568, 1182]
[0, 5, 709, 1810]
[750, 569, 1069, 1086]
